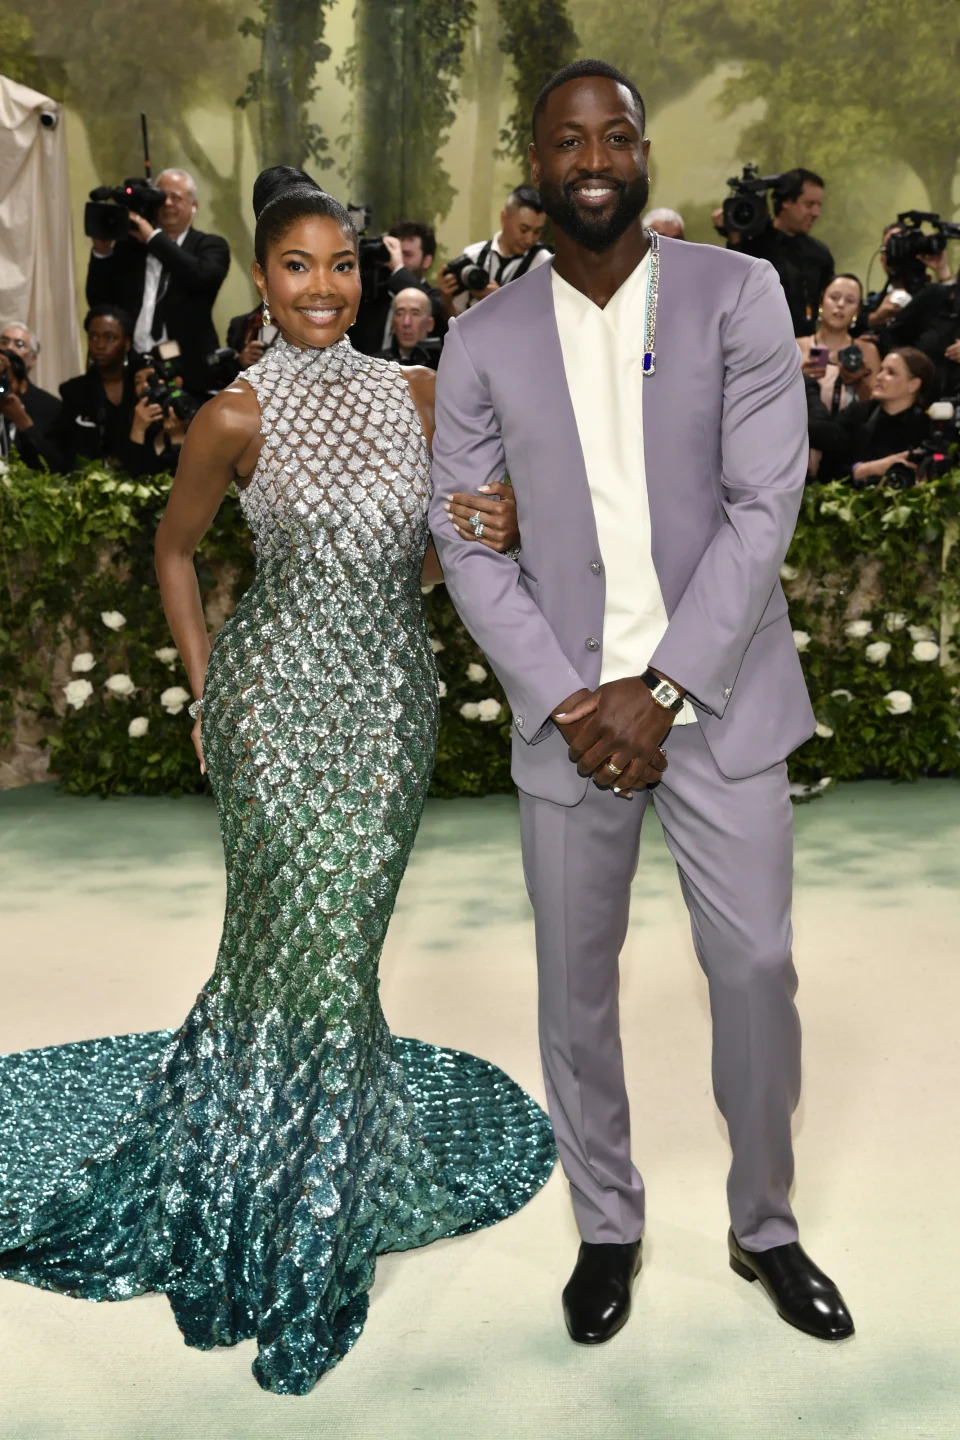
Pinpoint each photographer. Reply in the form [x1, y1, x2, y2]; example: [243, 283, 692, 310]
[714, 168, 834, 335]
[642, 206, 685, 239]
[380, 288, 439, 369]
[438, 185, 550, 319]
[86, 168, 229, 396]
[122, 356, 196, 477]
[58, 305, 139, 470]
[0, 322, 64, 471]
[349, 221, 443, 357]
[879, 275, 960, 398]
[860, 223, 952, 333]
[808, 347, 934, 484]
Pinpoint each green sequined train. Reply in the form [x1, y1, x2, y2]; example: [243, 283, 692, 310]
[0, 336, 555, 1395]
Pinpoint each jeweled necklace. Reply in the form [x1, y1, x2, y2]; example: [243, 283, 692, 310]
[642, 228, 660, 377]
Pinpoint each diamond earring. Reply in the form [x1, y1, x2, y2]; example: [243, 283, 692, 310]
[262, 298, 272, 325]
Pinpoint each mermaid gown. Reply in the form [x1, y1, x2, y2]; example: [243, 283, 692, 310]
[0, 335, 555, 1394]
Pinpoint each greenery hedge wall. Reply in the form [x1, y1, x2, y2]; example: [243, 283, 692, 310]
[1, 459, 957, 799]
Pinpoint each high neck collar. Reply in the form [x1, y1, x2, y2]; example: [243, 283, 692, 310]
[267, 333, 360, 379]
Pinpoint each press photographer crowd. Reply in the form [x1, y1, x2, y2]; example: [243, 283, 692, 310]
[3, 159, 960, 488]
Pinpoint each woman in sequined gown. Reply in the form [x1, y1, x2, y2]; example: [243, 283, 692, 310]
[0, 169, 554, 1395]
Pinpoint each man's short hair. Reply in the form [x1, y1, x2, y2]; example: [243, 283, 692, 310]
[643, 207, 685, 233]
[773, 168, 825, 214]
[532, 59, 646, 144]
[388, 220, 436, 259]
[0, 320, 40, 356]
[506, 185, 543, 214]
[158, 168, 198, 203]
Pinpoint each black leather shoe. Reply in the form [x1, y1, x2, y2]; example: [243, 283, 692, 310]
[562, 1239, 642, 1345]
[728, 1229, 854, 1340]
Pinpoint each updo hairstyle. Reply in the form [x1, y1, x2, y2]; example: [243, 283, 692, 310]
[890, 346, 935, 405]
[253, 165, 357, 267]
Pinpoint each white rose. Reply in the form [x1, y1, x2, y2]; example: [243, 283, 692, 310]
[477, 698, 502, 722]
[101, 610, 126, 630]
[459, 702, 480, 720]
[830, 689, 854, 701]
[128, 716, 149, 738]
[63, 678, 93, 709]
[792, 630, 810, 652]
[912, 640, 939, 662]
[430, 636, 444, 654]
[779, 563, 799, 581]
[71, 652, 95, 673]
[865, 641, 891, 664]
[844, 619, 872, 640]
[884, 612, 907, 632]
[161, 684, 191, 716]
[466, 663, 488, 683]
[815, 722, 834, 739]
[884, 689, 913, 715]
[154, 646, 179, 666]
[437, 680, 447, 698]
[104, 673, 136, 697]
[907, 624, 935, 643]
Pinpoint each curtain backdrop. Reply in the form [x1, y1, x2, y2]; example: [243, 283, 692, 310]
[0, 75, 82, 393]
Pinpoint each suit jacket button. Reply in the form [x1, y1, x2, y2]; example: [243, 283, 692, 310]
[589, 561, 602, 575]
[515, 715, 524, 729]
[585, 637, 600, 652]
[723, 686, 732, 698]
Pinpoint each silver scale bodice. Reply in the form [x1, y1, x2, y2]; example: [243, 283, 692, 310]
[239, 334, 432, 571]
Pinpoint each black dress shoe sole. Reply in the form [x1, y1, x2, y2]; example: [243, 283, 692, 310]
[729, 1254, 855, 1342]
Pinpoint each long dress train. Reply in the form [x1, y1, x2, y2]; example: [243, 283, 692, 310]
[0, 335, 555, 1394]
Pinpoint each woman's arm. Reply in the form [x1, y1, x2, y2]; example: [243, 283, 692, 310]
[154, 381, 262, 721]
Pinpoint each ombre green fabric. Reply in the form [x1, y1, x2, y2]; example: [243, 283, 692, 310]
[0, 337, 555, 1394]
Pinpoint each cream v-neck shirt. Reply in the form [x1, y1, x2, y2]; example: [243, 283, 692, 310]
[552, 253, 695, 723]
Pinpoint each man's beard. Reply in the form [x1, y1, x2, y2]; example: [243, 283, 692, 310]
[539, 171, 649, 254]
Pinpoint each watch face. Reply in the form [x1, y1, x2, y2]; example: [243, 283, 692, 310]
[655, 682, 678, 705]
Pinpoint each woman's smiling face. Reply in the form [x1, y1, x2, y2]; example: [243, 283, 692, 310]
[253, 215, 362, 350]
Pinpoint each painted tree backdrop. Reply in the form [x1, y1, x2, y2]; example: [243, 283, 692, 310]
[0, 0, 957, 340]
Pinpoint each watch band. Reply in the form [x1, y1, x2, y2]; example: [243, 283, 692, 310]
[640, 667, 684, 713]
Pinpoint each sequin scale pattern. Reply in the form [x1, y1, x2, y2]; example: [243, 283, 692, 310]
[0, 336, 555, 1394]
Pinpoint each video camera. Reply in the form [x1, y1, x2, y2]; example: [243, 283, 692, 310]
[883, 211, 960, 290]
[878, 396, 960, 488]
[721, 164, 783, 239]
[347, 204, 392, 304]
[141, 341, 196, 422]
[443, 253, 490, 297]
[84, 114, 166, 242]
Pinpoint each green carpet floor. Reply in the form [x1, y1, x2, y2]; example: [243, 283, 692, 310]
[1, 780, 958, 1439]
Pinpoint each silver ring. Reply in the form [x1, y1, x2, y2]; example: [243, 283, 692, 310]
[474, 521, 484, 538]
[468, 511, 483, 534]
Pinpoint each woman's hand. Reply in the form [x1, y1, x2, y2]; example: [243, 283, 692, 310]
[131, 395, 163, 443]
[191, 714, 205, 775]
[444, 482, 520, 552]
[801, 355, 828, 380]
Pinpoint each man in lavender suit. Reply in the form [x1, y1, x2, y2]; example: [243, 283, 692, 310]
[429, 60, 855, 1348]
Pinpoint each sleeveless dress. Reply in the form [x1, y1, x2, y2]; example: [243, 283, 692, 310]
[0, 335, 555, 1395]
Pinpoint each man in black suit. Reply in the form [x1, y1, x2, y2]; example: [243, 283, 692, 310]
[86, 168, 230, 396]
[0, 331, 65, 472]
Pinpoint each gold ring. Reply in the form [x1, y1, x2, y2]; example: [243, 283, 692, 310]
[606, 760, 623, 776]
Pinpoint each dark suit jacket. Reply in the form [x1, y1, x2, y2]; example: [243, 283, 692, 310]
[58, 367, 140, 471]
[10, 381, 65, 472]
[880, 281, 960, 394]
[86, 227, 230, 392]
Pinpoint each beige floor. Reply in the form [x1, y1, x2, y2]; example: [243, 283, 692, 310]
[0, 781, 958, 1440]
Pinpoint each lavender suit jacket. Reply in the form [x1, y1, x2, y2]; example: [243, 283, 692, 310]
[428, 237, 816, 806]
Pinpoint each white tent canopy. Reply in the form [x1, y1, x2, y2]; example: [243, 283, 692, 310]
[0, 75, 82, 395]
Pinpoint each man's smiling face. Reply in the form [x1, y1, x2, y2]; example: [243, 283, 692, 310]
[530, 75, 650, 254]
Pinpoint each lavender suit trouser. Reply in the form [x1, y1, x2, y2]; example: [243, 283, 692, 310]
[518, 722, 802, 1253]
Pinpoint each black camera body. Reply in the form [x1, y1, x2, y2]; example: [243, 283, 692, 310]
[0, 346, 27, 398]
[142, 341, 195, 422]
[878, 396, 960, 488]
[347, 204, 393, 303]
[721, 165, 783, 239]
[85, 179, 166, 242]
[837, 343, 864, 373]
[884, 210, 960, 290]
[444, 253, 490, 295]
